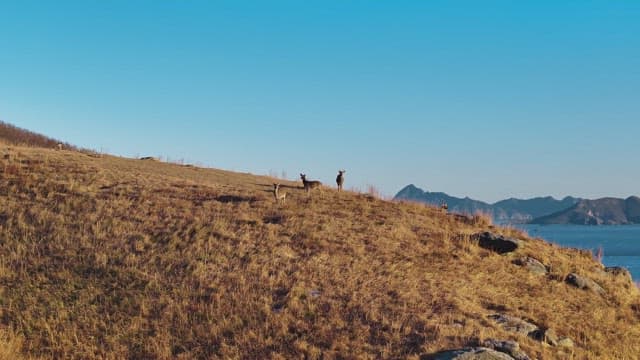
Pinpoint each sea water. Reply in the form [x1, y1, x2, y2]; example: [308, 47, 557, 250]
[519, 224, 640, 281]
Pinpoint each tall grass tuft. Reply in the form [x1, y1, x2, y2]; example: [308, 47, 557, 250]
[594, 246, 604, 264]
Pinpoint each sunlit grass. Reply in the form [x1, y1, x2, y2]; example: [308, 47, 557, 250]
[0, 143, 638, 359]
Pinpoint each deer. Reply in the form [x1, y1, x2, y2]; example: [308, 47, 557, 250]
[336, 170, 346, 191]
[56, 143, 63, 151]
[273, 183, 287, 203]
[300, 173, 322, 193]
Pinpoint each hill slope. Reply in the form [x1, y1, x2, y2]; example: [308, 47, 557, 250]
[395, 184, 580, 223]
[531, 197, 640, 225]
[0, 121, 74, 149]
[0, 144, 639, 359]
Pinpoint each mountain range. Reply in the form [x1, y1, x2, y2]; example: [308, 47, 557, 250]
[395, 184, 640, 225]
[531, 196, 640, 225]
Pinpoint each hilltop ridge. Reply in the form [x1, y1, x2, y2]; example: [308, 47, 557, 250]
[0, 126, 639, 358]
[0, 121, 74, 150]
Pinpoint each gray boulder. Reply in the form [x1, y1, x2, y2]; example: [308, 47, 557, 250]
[488, 314, 568, 348]
[482, 339, 530, 360]
[488, 314, 538, 336]
[422, 347, 515, 360]
[474, 232, 523, 254]
[530, 328, 559, 346]
[565, 273, 605, 294]
[512, 257, 547, 275]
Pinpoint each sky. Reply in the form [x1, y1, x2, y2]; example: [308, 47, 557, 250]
[0, 1, 638, 202]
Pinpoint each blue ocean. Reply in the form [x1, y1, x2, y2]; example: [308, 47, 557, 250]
[519, 224, 640, 281]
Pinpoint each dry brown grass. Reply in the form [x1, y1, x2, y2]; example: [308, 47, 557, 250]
[0, 122, 73, 150]
[0, 144, 639, 359]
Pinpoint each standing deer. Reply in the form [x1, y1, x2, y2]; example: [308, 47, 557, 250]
[300, 173, 322, 193]
[273, 183, 287, 203]
[336, 170, 346, 191]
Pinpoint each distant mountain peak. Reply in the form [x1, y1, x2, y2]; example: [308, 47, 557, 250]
[395, 184, 425, 198]
[403, 184, 421, 191]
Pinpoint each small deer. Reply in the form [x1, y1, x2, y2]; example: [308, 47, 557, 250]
[273, 183, 287, 203]
[300, 173, 322, 193]
[56, 143, 63, 151]
[441, 201, 448, 212]
[336, 170, 346, 191]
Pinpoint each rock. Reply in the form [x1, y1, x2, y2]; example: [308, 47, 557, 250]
[482, 339, 530, 360]
[487, 314, 567, 348]
[543, 329, 559, 346]
[530, 328, 559, 346]
[557, 337, 574, 348]
[474, 232, 523, 254]
[565, 273, 605, 294]
[488, 314, 538, 336]
[512, 257, 547, 275]
[422, 347, 516, 360]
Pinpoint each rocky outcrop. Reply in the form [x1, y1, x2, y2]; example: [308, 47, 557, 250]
[512, 257, 547, 275]
[474, 232, 523, 254]
[488, 314, 571, 347]
[530, 328, 559, 346]
[422, 347, 516, 360]
[488, 314, 538, 336]
[565, 273, 605, 294]
[482, 339, 530, 360]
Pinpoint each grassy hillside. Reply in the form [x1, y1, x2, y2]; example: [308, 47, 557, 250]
[0, 143, 639, 359]
[0, 121, 74, 150]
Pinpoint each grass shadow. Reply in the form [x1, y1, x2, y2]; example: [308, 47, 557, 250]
[215, 194, 258, 204]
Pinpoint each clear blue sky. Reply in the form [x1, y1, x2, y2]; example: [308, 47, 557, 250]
[1, 1, 638, 202]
